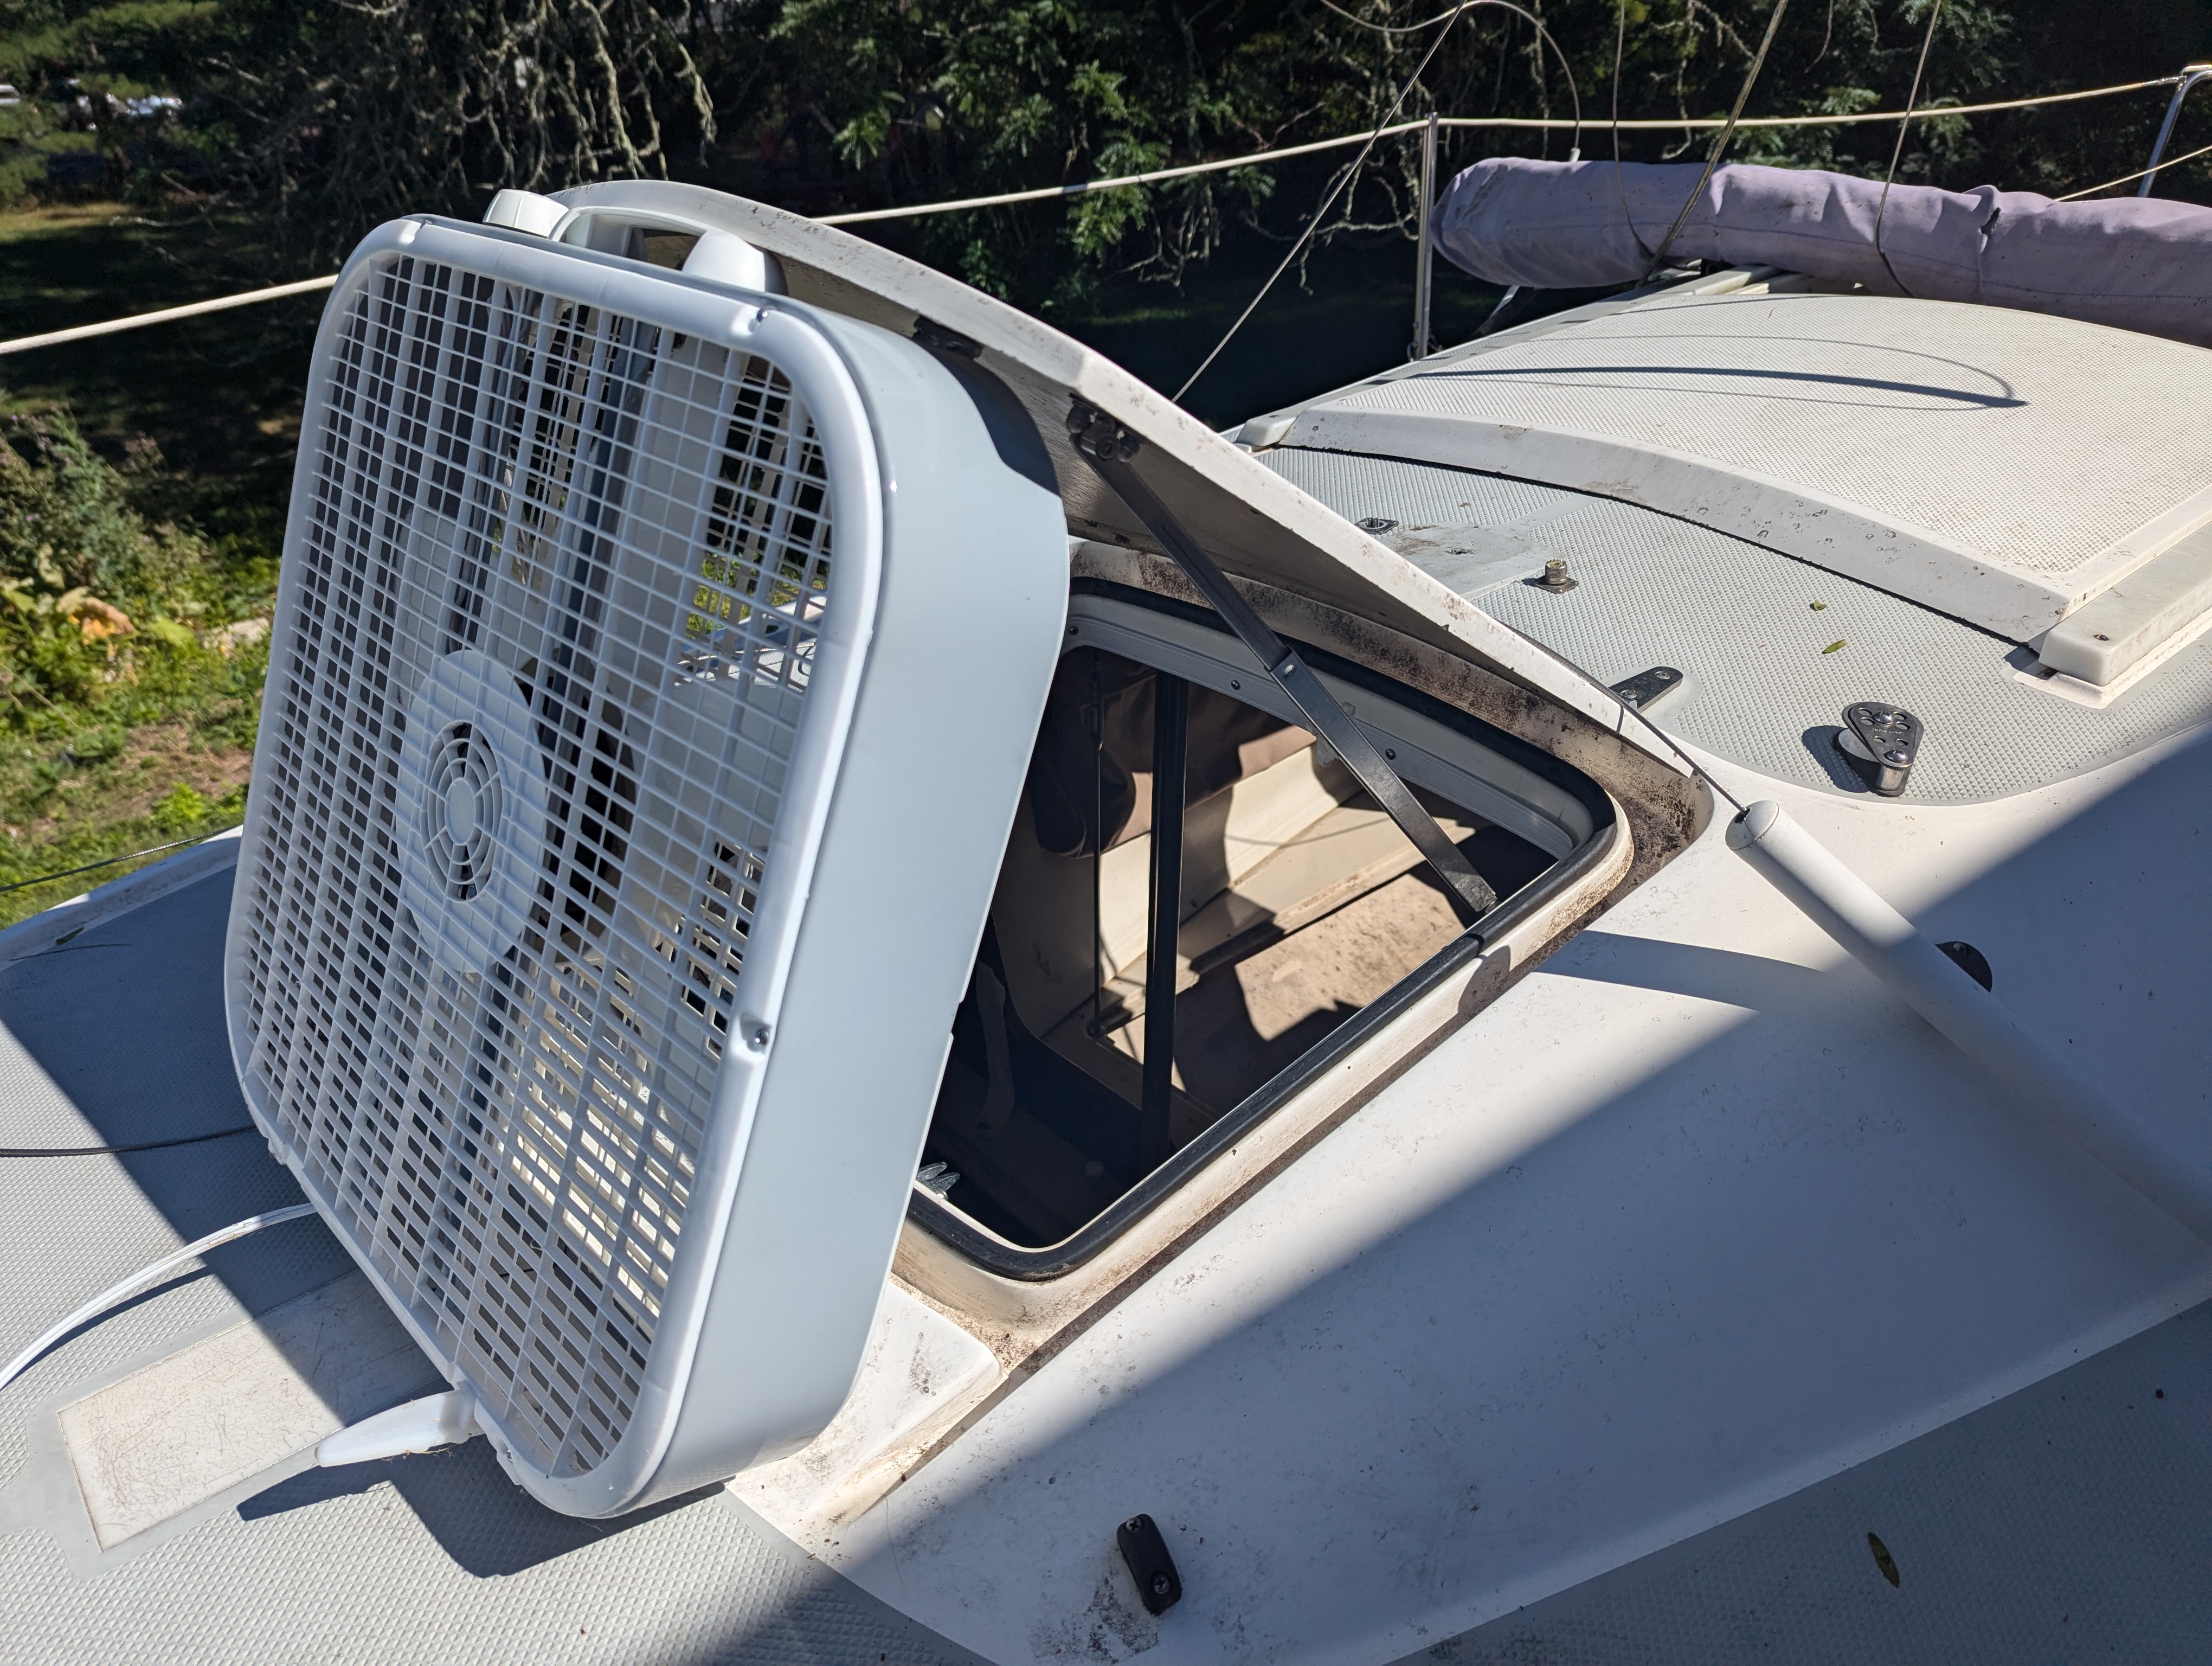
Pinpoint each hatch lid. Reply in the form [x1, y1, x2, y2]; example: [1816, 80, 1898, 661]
[1279, 287, 2212, 645]
[551, 182, 1662, 754]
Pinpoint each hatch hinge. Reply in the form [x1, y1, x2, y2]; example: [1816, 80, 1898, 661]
[1068, 400, 1497, 922]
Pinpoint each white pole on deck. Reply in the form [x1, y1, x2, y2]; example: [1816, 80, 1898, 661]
[1727, 800, 2212, 1242]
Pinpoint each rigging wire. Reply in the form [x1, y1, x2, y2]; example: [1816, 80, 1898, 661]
[1316, 0, 1584, 111]
[1612, 0, 1645, 255]
[1173, 0, 1580, 403]
[1873, 0, 1948, 296]
[2056, 137, 2212, 201]
[0, 75, 2187, 362]
[1645, 0, 1793, 273]
[1316, 0, 1483, 31]
[0, 1203, 317, 1398]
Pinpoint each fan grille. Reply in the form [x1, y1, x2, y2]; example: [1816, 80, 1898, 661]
[234, 252, 834, 1476]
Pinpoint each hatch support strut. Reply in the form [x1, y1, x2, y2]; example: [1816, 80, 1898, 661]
[1070, 403, 1498, 924]
[1142, 672, 1189, 1168]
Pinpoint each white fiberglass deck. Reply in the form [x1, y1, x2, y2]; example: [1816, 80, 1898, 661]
[1283, 289, 2212, 641]
[0, 861, 981, 1665]
[2, 726, 2210, 1661]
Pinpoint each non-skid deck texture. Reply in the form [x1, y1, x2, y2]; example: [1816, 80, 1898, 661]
[0, 866, 980, 1666]
[1407, 1299, 2212, 1664]
[1259, 446, 2212, 804]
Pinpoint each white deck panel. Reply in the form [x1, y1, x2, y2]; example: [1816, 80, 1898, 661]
[810, 723, 2212, 1662]
[2, 710, 2210, 1663]
[1285, 291, 2212, 640]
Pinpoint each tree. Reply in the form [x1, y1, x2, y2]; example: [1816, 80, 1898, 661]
[3, 0, 2207, 300]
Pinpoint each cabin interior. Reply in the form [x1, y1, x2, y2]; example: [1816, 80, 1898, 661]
[916, 634, 1562, 1251]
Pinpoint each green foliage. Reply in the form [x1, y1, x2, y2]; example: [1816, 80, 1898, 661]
[4, 0, 2206, 299]
[148, 777, 203, 830]
[0, 403, 269, 731]
[0, 399, 265, 924]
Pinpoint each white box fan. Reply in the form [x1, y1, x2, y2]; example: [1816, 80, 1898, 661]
[223, 193, 1068, 1516]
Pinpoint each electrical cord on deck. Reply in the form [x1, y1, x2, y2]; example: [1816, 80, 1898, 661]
[0, 1124, 255, 1158]
[0, 824, 242, 899]
[0, 1203, 316, 1398]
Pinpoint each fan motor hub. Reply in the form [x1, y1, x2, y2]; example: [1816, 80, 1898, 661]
[444, 777, 480, 843]
[396, 648, 549, 975]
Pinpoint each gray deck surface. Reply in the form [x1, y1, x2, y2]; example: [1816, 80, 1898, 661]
[5, 860, 2211, 1664]
[0, 866, 981, 1666]
[1258, 447, 2212, 806]
[1408, 1299, 2212, 1664]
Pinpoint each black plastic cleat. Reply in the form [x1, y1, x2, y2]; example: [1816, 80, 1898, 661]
[1116, 1513, 1183, 1615]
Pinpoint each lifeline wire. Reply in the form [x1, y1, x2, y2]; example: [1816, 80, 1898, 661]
[0, 1203, 316, 1398]
[1173, 0, 1581, 402]
[1873, 0, 1948, 296]
[0, 74, 2183, 361]
[1645, 0, 1793, 272]
[0, 274, 336, 358]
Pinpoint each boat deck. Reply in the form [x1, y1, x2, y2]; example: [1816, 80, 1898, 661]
[0, 857, 979, 1665]
[3, 833, 2209, 1662]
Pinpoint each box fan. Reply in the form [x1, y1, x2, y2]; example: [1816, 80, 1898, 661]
[222, 193, 1068, 1516]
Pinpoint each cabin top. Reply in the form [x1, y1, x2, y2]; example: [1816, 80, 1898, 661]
[1264, 278, 2212, 653]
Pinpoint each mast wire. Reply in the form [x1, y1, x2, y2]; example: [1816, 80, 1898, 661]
[1173, 0, 1580, 403]
[1646, 0, 1794, 273]
[1873, 0, 1949, 296]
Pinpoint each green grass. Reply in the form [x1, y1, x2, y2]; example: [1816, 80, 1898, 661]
[0, 200, 321, 546]
[0, 199, 306, 924]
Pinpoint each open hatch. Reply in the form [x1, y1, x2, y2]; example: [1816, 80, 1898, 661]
[527, 181, 1676, 1291]
[910, 585, 1613, 1276]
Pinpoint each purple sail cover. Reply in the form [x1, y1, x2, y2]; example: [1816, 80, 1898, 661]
[1430, 157, 2212, 347]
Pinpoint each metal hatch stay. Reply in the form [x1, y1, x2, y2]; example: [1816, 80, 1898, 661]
[1068, 400, 1499, 926]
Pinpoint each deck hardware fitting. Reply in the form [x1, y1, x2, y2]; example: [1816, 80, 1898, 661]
[1835, 703, 1923, 796]
[1534, 559, 1578, 592]
[1937, 940, 1994, 992]
[1609, 666, 1687, 712]
[1068, 400, 1497, 923]
[1868, 1532, 1902, 1587]
[1116, 1513, 1184, 1614]
[1355, 516, 1400, 533]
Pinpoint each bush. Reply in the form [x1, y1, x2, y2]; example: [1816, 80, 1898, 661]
[0, 404, 271, 732]
[149, 779, 206, 831]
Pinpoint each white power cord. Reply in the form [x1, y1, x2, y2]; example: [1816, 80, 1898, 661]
[0, 1203, 316, 1397]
